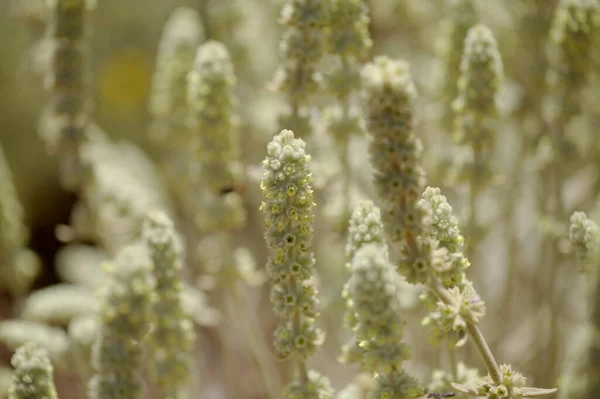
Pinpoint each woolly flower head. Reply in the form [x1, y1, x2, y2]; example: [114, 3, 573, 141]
[344, 243, 412, 373]
[271, 0, 328, 109]
[188, 40, 240, 180]
[89, 243, 156, 399]
[362, 57, 426, 244]
[9, 343, 57, 399]
[452, 24, 503, 147]
[260, 129, 324, 364]
[142, 209, 184, 266]
[474, 364, 527, 399]
[569, 211, 598, 269]
[149, 7, 203, 138]
[398, 235, 451, 285]
[260, 129, 316, 283]
[345, 200, 387, 263]
[97, 243, 156, 340]
[278, 0, 328, 64]
[420, 187, 464, 253]
[142, 210, 195, 397]
[547, 0, 599, 117]
[422, 282, 486, 347]
[418, 187, 470, 287]
[326, 0, 372, 59]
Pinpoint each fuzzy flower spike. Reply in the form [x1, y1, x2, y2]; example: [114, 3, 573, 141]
[88, 243, 156, 399]
[362, 56, 446, 286]
[142, 210, 196, 399]
[324, 0, 372, 145]
[452, 24, 503, 194]
[149, 7, 203, 148]
[439, 0, 478, 130]
[546, 0, 599, 125]
[148, 7, 204, 202]
[40, 0, 96, 190]
[188, 40, 246, 233]
[341, 201, 424, 398]
[270, 0, 328, 136]
[260, 129, 333, 398]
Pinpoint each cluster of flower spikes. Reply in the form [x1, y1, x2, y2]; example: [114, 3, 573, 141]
[187, 40, 246, 232]
[88, 243, 156, 399]
[40, 0, 95, 190]
[419, 187, 484, 347]
[452, 24, 503, 173]
[546, 0, 599, 125]
[8, 343, 58, 399]
[341, 201, 424, 398]
[260, 129, 332, 398]
[361, 55, 486, 348]
[148, 7, 203, 152]
[323, 0, 372, 145]
[361, 56, 448, 287]
[439, 0, 478, 131]
[271, 0, 328, 135]
[142, 210, 195, 399]
[416, 189, 556, 398]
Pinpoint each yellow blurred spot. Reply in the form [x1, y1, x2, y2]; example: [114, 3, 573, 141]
[100, 48, 152, 118]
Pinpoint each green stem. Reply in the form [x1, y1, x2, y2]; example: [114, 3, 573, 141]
[466, 323, 501, 385]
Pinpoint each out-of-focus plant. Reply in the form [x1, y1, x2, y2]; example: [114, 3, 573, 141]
[341, 201, 423, 398]
[322, 0, 372, 224]
[452, 24, 504, 256]
[8, 343, 58, 399]
[559, 211, 599, 399]
[0, 145, 40, 300]
[437, 0, 478, 133]
[142, 210, 196, 399]
[38, 0, 96, 190]
[88, 243, 156, 399]
[148, 7, 204, 208]
[270, 0, 328, 136]
[536, 0, 599, 385]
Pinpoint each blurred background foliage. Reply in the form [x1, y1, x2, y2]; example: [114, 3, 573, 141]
[0, 0, 598, 398]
